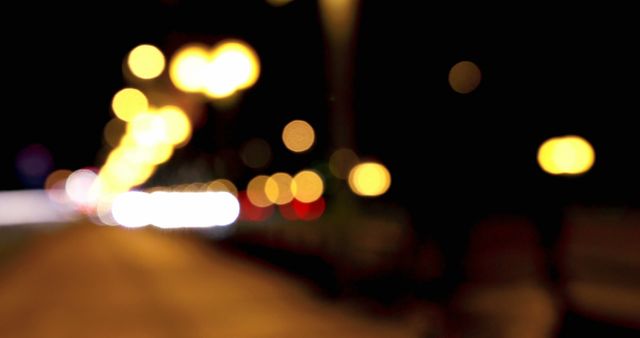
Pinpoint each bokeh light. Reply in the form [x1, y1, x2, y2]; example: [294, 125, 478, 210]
[111, 88, 148, 122]
[127, 112, 168, 146]
[329, 148, 359, 179]
[44, 169, 72, 203]
[203, 40, 261, 98]
[95, 197, 118, 226]
[278, 202, 298, 221]
[202, 58, 242, 99]
[15, 144, 53, 187]
[149, 191, 240, 228]
[348, 162, 391, 197]
[127, 44, 165, 80]
[449, 60, 482, 94]
[240, 138, 271, 169]
[246, 175, 273, 207]
[537, 135, 595, 175]
[292, 197, 325, 221]
[319, 0, 359, 45]
[265, 172, 294, 205]
[207, 179, 238, 197]
[65, 169, 98, 207]
[158, 105, 192, 146]
[44, 169, 72, 191]
[99, 101, 192, 196]
[108, 139, 170, 166]
[291, 170, 324, 203]
[169, 44, 210, 93]
[111, 191, 150, 228]
[0, 190, 79, 226]
[143, 143, 174, 165]
[169, 41, 259, 99]
[185, 183, 207, 192]
[239, 192, 274, 221]
[282, 120, 315, 153]
[99, 147, 157, 192]
[103, 118, 126, 148]
[111, 191, 240, 228]
[103, 161, 155, 187]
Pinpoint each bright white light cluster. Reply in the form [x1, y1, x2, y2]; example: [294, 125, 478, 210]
[0, 190, 78, 226]
[169, 40, 260, 99]
[110, 191, 240, 229]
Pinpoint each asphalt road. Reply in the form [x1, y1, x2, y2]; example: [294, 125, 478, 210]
[0, 224, 423, 338]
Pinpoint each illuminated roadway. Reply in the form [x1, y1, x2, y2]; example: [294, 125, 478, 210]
[0, 224, 422, 338]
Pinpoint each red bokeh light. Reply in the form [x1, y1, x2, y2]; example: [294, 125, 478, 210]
[238, 191, 274, 221]
[292, 197, 325, 221]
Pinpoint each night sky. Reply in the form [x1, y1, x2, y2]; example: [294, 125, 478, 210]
[2, 2, 640, 215]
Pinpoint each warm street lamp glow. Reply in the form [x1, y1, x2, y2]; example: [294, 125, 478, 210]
[170, 44, 210, 93]
[449, 61, 482, 94]
[348, 162, 391, 197]
[128, 44, 165, 80]
[265, 172, 294, 205]
[282, 120, 315, 153]
[291, 170, 323, 203]
[538, 135, 595, 175]
[111, 88, 148, 122]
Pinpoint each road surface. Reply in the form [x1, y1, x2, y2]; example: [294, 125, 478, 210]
[0, 224, 424, 338]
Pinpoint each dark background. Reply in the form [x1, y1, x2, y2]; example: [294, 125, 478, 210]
[2, 1, 639, 211]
